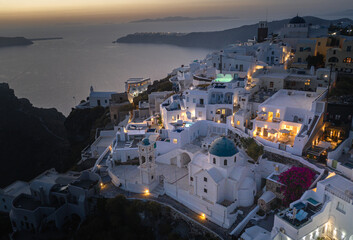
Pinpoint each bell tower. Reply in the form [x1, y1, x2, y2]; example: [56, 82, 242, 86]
[258, 21, 268, 43]
[138, 138, 157, 185]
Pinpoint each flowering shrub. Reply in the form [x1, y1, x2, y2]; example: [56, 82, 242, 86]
[279, 166, 316, 206]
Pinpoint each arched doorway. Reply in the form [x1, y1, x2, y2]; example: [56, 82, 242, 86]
[178, 152, 192, 168]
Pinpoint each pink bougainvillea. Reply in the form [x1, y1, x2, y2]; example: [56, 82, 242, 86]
[279, 166, 316, 206]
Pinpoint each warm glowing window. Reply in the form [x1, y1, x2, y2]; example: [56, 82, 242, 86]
[343, 57, 352, 63]
[222, 109, 225, 114]
[237, 121, 240, 125]
[276, 110, 280, 118]
[173, 139, 178, 144]
[172, 116, 175, 121]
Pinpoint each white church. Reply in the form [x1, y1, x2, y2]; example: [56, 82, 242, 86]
[107, 130, 260, 228]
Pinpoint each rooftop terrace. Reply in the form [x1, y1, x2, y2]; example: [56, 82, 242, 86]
[262, 90, 318, 111]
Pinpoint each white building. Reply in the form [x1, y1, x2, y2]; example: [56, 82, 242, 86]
[125, 77, 151, 98]
[88, 86, 117, 108]
[272, 174, 353, 240]
[160, 74, 248, 129]
[1, 169, 100, 234]
[252, 89, 327, 155]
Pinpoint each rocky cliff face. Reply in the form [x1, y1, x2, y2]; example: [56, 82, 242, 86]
[0, 83, 70, 187]
[0, 83, 109, 187]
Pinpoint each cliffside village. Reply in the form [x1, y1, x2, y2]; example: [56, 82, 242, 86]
[1, 16, 353, 240]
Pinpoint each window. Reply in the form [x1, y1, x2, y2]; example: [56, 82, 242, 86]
[198, 111, 202, 117]
[114, 114, 117, 120]
[210, 111, 213, 114]
[343, 57, 352, 63]
[141, 156, 146, 163]
[318, 41, 321, 46]
[204, 188, 208, 193]
[333, 50, 336, 55]
[237, 120, 240, 125]
[298, 58, 302, 63]
[204, 177, 207, 182]
[173, 139, 178, 144]
[193, 98, 196, 103]
[200, 99, 204, 104]
[276, 111, 280, 118]
[149, 156, 152, 161]
[224, 159, 227, 166]
[151, 175, 154, 180]
[186, 97, 189, 102]
[299, 47, 303, 52]
[234, 156, 237, 163]
[336, 201, 346, 214]
[190, 177, 193, 181]
[347, 46, 351, 52]
[213, 158, 216, 164]
[172, 116, 175, 121]
[270, 82, 274, 88]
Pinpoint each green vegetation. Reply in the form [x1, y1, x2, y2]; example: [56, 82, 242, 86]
[240, 137, 264, 162]
[74, 195, 217, 240]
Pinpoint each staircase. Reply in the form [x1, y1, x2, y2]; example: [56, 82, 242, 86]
[151, 183, 165, 196]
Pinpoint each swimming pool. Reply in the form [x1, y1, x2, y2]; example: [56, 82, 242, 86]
[343, 162, 353, 169]
[307, 197, 319, 206]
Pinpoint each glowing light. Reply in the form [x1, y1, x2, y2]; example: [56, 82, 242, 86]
[200, 213, 206, 220]
[326, 172, 336, 179]
[312, 188, 317, 192]
[145, 189, 150, 195]
[109, 145, 112, 151]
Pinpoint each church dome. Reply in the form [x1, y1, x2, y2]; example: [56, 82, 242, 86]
[209, 137, 238, 157]
[289, 15, 306, 24]
[142, 138, 150, 146]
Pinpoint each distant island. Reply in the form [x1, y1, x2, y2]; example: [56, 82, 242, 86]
[129, 16, 233, 23]
[0, 37, 33, 48]
[117, 16, 353, 49]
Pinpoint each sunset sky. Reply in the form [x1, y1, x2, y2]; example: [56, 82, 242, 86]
[0, 0, 351, 24]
